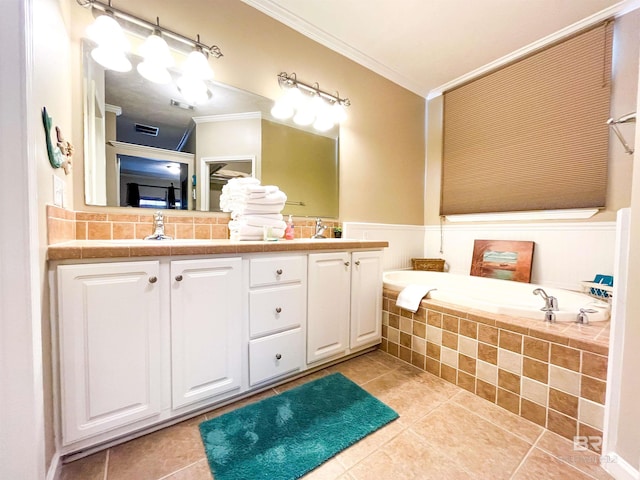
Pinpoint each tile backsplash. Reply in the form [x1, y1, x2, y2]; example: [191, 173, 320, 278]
[46, 205, 339, 244]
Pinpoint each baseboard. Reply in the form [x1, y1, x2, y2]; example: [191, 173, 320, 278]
[603, 452, 640, 480]
[45, 452, 61, 480]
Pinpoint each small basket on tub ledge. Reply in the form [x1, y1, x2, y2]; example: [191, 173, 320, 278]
[411, 258, 445, 272]
[579, 274, 614, 302]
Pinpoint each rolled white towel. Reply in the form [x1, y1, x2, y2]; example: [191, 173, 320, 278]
[396, 285, 437, 313]
[240, 204, 286, 215]
[245, 190, 287, 205]
[239, 215, 287, 229]
[229, 222, 285, 239]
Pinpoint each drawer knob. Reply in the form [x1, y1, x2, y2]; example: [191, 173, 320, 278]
[175, 274, 183, 282]
[276, 269, 283, 275]
[355, 260, 361, 266]
[344, 261, 350, 267]
[275, 307, 282, 314]
[148, 276, 158, 284]
[275, 353, 282, 360]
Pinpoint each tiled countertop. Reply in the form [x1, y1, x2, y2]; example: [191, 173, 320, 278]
[47, 238, 389, 260]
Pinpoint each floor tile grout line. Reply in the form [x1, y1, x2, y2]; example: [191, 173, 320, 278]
[156, 458, 206, 480]
[103, 449, 109, 480]
[508, 428, 545, 479]
[449, 393, 544, 445]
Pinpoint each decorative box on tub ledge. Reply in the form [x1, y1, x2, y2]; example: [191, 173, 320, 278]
[411, 258, 445, 272]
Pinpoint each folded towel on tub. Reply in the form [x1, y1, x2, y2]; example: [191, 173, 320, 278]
[396, 284, 437, 313]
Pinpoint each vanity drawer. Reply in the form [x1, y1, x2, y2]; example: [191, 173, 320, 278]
[250, 256, 305, 287]
[249, 328, 303, 386]
[249, 284, 305, 338]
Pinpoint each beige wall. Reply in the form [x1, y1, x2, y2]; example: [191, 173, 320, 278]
[69, 0, 426, 224]
[424, 10, 639, 225]
[33, 0, 74, 469]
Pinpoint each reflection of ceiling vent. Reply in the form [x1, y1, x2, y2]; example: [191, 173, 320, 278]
[134, 123, 159, 136]
[170, 99, 195, 111]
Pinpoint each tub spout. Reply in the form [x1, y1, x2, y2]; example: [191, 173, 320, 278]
[533, 288, 558, 322]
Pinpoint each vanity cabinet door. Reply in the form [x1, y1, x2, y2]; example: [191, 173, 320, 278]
[170, 257, 243, 410]
[307, 252, 351, 364]
[57, 261, 162, 444]
[350, 250, 383, 349]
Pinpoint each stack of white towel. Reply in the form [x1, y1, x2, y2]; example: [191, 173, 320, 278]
[220, 178, 288, 240]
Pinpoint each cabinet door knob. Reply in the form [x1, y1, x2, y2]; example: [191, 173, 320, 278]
[355, 260, 361, 266]
[344, 261, 350, 267]
[275, 307, 282, 313]
[148, 276, 158, 284]
[275, 353, 282, 360]
[175, 275, 183, 282]
[276, 269, 283, 275]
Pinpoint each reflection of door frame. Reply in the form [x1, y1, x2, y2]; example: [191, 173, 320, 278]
[199, 155, 256, 212]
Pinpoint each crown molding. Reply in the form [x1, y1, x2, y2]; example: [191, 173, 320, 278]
[241, 0, 426, 96]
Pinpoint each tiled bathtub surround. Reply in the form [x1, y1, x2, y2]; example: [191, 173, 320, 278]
[381, 288, 609, 443]
[46, 205, 339, 244]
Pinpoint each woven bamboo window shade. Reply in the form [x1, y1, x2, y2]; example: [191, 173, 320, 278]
[441, 22, 613, 216]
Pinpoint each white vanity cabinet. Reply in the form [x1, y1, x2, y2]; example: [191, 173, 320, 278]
[51, 242, 385, 453]
[307, 250, 383, 365]
[170, 258, 243, 409]
[248, 255, 306, 386]
[57, 261, 163, 444]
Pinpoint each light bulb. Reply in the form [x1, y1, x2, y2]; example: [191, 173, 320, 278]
[87, 14, 131, 72]
[270, 98, 294, 120]
[313, 101, 335, 132]
[91, 46, 132, 72]
[177, 75, 209, 105]
[331, 101, 347, 124]
[182, 49, 213, 80]
[137, 33, 173, 84]
[293, 93, 315, 126]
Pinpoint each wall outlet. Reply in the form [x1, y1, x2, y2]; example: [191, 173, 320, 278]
[53, 174, 64, 207]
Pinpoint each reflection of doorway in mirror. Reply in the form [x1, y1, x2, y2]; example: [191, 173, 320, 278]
[199, 156, 256, 212]
[119, 155, 189, 210]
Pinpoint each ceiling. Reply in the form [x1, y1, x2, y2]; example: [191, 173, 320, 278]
[244, 0, 625, 97]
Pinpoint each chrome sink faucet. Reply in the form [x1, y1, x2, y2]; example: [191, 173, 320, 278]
[312, 218, 327, 239]
[533, 288, 558, 323]
[145, 211, 173, 240]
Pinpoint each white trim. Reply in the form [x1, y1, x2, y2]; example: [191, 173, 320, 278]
[0, 0, 46, 478]
[192, 111, 262, 124]
[444, 209, 600, 223]
[602, 452, 640, 480]
[198, 155, 257, 211]
[240, 0, 425, 96]
[428, 0, 640, 99]
[107, 140, 195, 162]
[603, 208, 633, 478]
[426, 221, 616, 233]
[104, 103, 122, 116]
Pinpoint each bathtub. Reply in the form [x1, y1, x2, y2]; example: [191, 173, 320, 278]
[383, 270, 610, 323]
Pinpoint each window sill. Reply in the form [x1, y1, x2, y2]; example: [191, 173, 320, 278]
[444, 209, 600, 223]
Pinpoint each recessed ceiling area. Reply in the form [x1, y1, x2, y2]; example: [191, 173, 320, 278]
[244, 0, 623, 96]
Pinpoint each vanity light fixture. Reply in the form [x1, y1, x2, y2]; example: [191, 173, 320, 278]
[271, 72, 350, 131]
[77, 0, 222, 97]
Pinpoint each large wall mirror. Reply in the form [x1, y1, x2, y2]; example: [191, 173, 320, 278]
[82, 41, 339, 217]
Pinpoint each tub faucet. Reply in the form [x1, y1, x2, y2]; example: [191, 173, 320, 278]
[312, 218, 327, 239]
[145, 211, 173, 240]
[533, 288, 558, 323]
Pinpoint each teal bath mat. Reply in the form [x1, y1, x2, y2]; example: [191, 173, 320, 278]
[198, 372, 399, 480]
